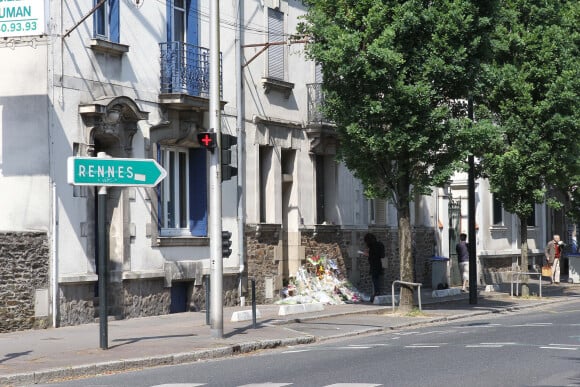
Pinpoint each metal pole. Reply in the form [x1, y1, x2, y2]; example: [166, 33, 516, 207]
[205, 276, 210, 325]
[251, 279, 257, 329]
[468, 97, 477, 305]
[98, 185, 108, 349]
[209, 0, 224, 338]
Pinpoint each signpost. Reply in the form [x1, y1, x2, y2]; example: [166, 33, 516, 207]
[67, 157, 167, 187]
[68, 155, 167, 349]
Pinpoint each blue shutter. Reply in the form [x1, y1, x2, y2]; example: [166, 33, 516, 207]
[109, 0, 120, 42]
[186, 0, 199, 46]
[166, 0, 173, 42]
[189, 148, 208, 236]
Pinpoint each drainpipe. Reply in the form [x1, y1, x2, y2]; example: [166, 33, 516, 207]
[236, 0, 246, 302]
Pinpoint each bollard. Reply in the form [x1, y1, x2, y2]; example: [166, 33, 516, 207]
[252, 279, 257, 329]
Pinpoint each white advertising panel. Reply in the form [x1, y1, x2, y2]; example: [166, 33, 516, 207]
[0, 0, 46, 38]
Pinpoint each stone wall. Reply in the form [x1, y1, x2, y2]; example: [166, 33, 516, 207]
[0, 232, 49, 333]
[244, 224, 437, 303]
[245, 224, 282, 304]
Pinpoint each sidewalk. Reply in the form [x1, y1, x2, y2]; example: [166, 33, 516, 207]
[1, 283, 578, 386]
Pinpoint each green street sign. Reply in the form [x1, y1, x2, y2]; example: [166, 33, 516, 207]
[67, 157, 167, 187]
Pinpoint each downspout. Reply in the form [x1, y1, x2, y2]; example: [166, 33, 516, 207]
[236, 0, 246, 301]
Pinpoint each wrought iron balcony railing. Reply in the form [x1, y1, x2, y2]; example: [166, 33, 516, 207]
[159, 42, 222, 98]
[306, 83, 331, 125]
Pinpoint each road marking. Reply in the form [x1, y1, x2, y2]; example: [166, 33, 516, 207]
[238, 384, 292, 387]
[325, 384, 382, 387]
[336, 346, 371, 349]
[466, 344, 504, 348]
[480, 342, 516, 345]
[540, 346, 578, 351]
[153, 384, 206, 387]
[549, 343, 580, 347]
[511, 323, 552, 327]
[282, 349, 311, 354]
[405, 345, 440, 348]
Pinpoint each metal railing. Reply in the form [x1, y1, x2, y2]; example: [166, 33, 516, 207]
[307, 83, 332, 125]
[159, 42, 222, 98]
[392, 280, 423, 312]
[509, 271, 543, 298]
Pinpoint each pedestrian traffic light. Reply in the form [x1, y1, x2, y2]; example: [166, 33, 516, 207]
[221, 133, 238, 181]
[197, 132, 216, 152]
[222, 230, 232, 258]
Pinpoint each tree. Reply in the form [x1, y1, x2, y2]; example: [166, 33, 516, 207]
[299, 0, 498, 309]
[478, 0, 580, 295]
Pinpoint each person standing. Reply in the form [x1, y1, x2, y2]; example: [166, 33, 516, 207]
[456, 233, 469, 292]
[363, 233, 384, 302]
[545, 234, 563, 284]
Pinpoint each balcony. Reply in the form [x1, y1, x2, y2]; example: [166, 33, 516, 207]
[306, 83, 336, 155]
[159, 42, 223, 111]
[306, 83, 331, 126]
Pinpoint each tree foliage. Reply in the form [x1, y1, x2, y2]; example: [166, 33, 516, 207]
[299, 0, 498, 308]
[477, 0, 580, 287]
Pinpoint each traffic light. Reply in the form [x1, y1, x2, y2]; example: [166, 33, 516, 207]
[221, 133, 238, 181]
[197, 132, 216, 152]
[222, 230, 232, 258]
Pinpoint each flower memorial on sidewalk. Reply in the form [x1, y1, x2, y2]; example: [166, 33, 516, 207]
[276, 254, 366, 305]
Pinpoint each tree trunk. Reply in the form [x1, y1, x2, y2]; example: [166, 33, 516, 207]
[519, 215, 529, 297]
[397, 175, 414, 312]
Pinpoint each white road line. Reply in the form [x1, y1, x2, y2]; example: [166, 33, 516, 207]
[465, 344, 504, 348]
[549, 343, 580, 347]
[325, 384, 382, 387]
[405, 345, 441, 348]
[238, 384, 292, 387]
[336, 346, 371, 349]
[511, 323, 552, 327]
[480, 343, 517, 345]
[153, 384, 206, 387]
[282, 349, 311, 354]
[540, 346, 578, 351]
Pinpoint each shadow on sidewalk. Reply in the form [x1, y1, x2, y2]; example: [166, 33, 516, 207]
[0, 351, 32, 364]
[110, 333, 196, 349]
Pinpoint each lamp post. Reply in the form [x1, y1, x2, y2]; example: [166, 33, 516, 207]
[468, 97, 477, 305]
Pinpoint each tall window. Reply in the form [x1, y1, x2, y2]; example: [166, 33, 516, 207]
[267, 8, 284, 80]
[492, 195, 503, 225]
[528, 206, 536, 227]
[94, 0, 119, 42]
[158, 146, 207, 237]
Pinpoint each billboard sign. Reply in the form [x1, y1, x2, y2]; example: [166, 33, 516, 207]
[0, 0, 46, 38]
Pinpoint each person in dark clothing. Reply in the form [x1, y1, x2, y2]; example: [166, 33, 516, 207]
[456, 233, 469, 292]
[363, 233, 384, 302]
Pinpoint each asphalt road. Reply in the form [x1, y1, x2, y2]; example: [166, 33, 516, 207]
[45, 299, 580, 387]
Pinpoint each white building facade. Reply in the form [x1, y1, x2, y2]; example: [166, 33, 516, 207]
[0, 0, 563, 333]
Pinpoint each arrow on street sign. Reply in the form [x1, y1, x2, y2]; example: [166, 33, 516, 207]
[67, 157, 167, 187]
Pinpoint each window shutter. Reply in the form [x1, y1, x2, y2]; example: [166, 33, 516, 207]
[109, 0, 119, 42]
[267, 8, 284, 80]
[375, 199, 387, 225]
[189, 148, 208, 236]
[166, 0, 173, 41]
[186, 0, 199, 46]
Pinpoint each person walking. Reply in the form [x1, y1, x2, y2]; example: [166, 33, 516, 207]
[456, 233, 469, 292]
[363, 233, 384, 302]
[545, 234, 563, 284]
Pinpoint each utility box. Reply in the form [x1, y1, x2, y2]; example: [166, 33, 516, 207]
[431, 256, 450, 289]
[568, 254, 580, 284]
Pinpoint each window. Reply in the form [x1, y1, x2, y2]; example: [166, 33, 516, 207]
[158, 146, 207, 237]
[94, 0, 120, 42]
[527, 206, 536, 227]
[492, 195, 503, 225]
[267, 8, 284, 80]
[167, 0, 199, 44]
